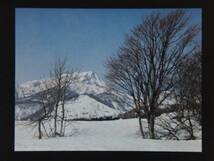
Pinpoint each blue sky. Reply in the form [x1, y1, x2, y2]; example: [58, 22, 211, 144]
[16, 8, 201, 84]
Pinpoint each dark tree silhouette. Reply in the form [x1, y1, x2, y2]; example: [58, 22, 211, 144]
[106, 9, 200, 139]
[174, 50, 202, 139]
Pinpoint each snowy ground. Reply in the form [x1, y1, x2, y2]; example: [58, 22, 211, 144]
[15, 118, 201, 151]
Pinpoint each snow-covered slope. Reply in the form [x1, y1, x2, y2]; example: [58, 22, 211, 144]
[15, 103, 42, 120]
[64, 95, 119, 120]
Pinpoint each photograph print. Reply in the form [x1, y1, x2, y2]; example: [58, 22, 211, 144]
[15, 8, 202, 151]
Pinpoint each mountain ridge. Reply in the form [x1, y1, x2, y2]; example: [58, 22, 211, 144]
[15, 71, 133, 120]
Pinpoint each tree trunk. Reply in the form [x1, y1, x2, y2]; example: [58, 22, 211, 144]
[187, 109, 195, 140]
[38, 119, 42, 139]
[42, 121, 49, 137]
[60, 97, 65, 136]
[54, 103, 58, 136]
[147, 114, 155, 139]
[138, 116, 145, 138]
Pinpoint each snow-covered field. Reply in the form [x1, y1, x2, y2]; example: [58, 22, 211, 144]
[15, 118, 201, 151]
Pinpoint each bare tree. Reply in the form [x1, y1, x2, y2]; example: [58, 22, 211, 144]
[23, 57, 78, 139]
[173, 50, 202, 139]
[25, 83, 53, 139]
[106, 9, 200, 139]
[49, 57, 78, 137]
[59, 72, 78, 136]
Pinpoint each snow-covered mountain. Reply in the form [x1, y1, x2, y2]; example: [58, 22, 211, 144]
[16, 71, 106, 97]
[15, 71, 133, 120]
